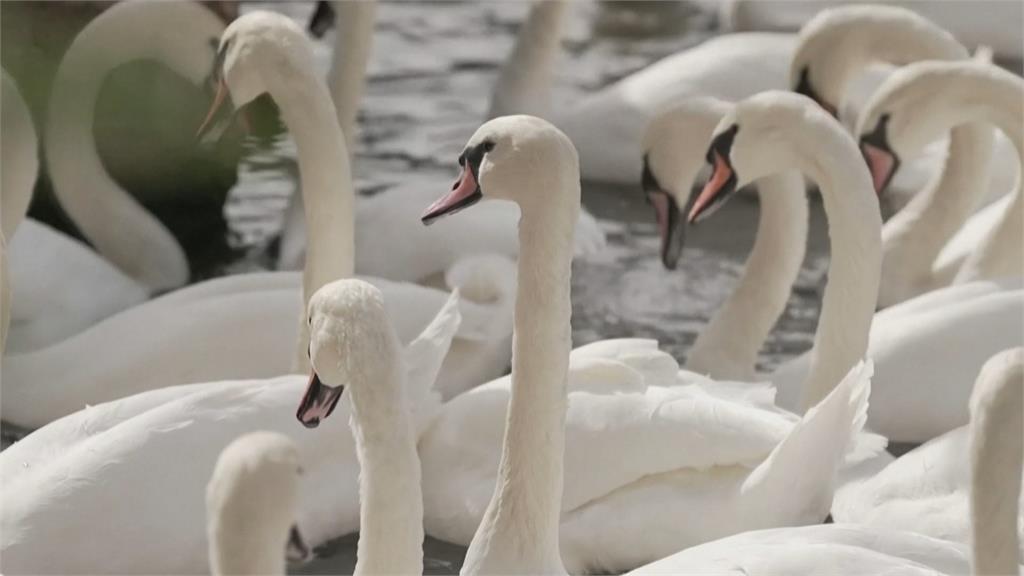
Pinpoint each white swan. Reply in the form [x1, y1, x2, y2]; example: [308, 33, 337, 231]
[0, 276, 460, 574]
[206, 432, 309, 575]
[831, 349, 1024, 557]
[642, 89, 1023, 443]
[44, 0, 209, 293]
[0, 11, 515, 428]
[418, 114, 878, 574]
[2, 67, 148, 353]
[276, 0, 606, 275]
[626, 347, 1024, 575]
[856, 59, 1023, 286]
[790, 4, 1019, 306]
[298, 278, 426, 575]
[484, 0, 799, 185]
[642, 97, 808, 381]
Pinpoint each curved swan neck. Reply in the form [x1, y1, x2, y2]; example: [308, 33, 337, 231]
[487, 0, 568, 119]
[806, 8, 966, 113]
[462, 169, 578, 575]
[1, 73, 38, 241]
[947, 71, 1024, 284]
[349, 359, 424, 575]
[43, 3, 217, 291]
[687, 172, 807, 380]
[970, 350, 1023, 575]
[263, 55, 355, 371]
[879, 120, 994, 304]
[328, 0, 376, 152]
[209, 528, 287, 575]
[794, 122, 882, 411]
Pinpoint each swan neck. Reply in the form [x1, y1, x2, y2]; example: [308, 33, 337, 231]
[687, 171, 807, 379]
[950, 74, 1024, 284]
[970, 358, 1023, 575]
[797, 126, 882, 410]
[462, 183, 577, 575]
[328, 0, 376, 152]
[43, 8, 195, 291]
[208, 520, 287, 575]
[349, 363, 424, 575]
[487, 0, 568, 119]
[267, 65, 355, 370]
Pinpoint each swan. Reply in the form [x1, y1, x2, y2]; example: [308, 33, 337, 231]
[641, 97, 808, 381]
[297, 279, 426, 575]
[2, 67, 147, 353]
[43, 0, 210, 293]
[275, 0, 606, 275]
[856, 59, 1023, 287]
[206, 432, 309, 575]
[790, 4, 1019, 306]
[481, 0, 798, 184]
[418, 114, 878, 574]
[0, 11, 515, 428]
[643, 93, 1023, 443]
[830, 349, 1024, 557]
[625, 347, 1024, 575]
[0, 276, 460, 574]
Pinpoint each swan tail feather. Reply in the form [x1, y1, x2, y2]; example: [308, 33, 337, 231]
[741, 360, 874, 523]
[403, 291, 462, 429]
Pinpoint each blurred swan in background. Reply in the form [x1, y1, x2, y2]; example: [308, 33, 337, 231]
[1, 11, 515, 428]
[276, 0, 606, 276]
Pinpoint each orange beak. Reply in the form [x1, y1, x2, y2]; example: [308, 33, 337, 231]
[197, 77, 229, 139]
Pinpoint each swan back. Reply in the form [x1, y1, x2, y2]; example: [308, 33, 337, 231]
[206, 432, 304, 576]
[1, 71, 37, 240]
[791, 4, 967, 115]
[969, 347, 1023, 575]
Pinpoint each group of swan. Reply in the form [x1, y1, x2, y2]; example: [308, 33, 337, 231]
[1, 3, 1022, 575]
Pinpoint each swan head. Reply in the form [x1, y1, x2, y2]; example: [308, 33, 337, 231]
[855, 60, 1004, 196]
[421, 115, 578, 224]
[296, 279, 401, 428]
[641, 98, 731, 269]
[206, 432, 308, 573]
[198, 11, 315, 138]
[688, 91, 833, 223]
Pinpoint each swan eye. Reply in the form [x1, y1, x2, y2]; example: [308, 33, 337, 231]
[482, 140, 496, 153]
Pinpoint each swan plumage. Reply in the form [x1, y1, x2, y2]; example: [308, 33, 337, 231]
[0, 278, 461, 575]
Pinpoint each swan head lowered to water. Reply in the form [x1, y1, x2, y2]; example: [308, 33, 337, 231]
[855, 60, 1022, 196]
[199, 11, 314, 138]
[206, 431, 308, 575]
[641, 97, 732, 268]
[296, 279, 403, 428]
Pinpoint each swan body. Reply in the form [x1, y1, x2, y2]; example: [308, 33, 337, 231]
[855, 60, 1023, 286]
[773, 277, 1023, 442]
[1, 70, 147, 352]
[629, 347, 1024, 575]
[2, 11, 515, 428]
[560, 32, 797, 184]
[206, 432, 307, 575]
[791, 5, 1018, 306]
[0, 281, 461, 575]
[276, 0, 606, 274]
[419, 114, 877, 574]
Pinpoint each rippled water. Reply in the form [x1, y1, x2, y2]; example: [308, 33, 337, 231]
[229, 0, 831, 375]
